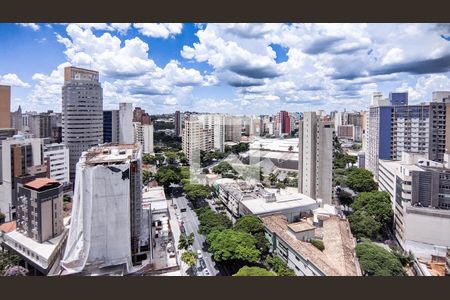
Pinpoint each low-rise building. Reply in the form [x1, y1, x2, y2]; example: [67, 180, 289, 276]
[261, 214, 361, 276]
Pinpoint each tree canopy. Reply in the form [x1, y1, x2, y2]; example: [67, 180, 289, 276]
[351, 191, 393, 225]
[195, 207, 232, 235]
[234, 216, 269, 253]
[356, 240, 406, 276]
[0, 252, 21, 275]
[178, 233, 195, 250]
[233, 266, 275, 276]
[181, 251, 197, 268]
[265, 255, 296, 276]
[155, 166, 182, 187]
[206, 229, 261, 263]
[212, 161, 237, 177]
[345, 168, 378, 193]
[348, 210, 381, 239]
[183, 184, 212, 202]
[142, 170, 155, 186]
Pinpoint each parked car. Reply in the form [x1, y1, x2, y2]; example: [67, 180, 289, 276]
[173, 204, 178, 209]
[203, 269, 210, 276]
[197, 249, 203, 259]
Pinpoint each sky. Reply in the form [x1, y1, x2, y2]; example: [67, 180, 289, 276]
[0, 23, 449, 115]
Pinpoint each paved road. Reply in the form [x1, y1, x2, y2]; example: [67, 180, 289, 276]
[173, 195, 220, 276]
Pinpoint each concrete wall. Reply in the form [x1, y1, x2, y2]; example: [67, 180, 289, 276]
[119, 103, 133, 144]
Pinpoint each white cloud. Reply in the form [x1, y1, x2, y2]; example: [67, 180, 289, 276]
[17, 23, 40, 31]
[382, 48, 404, 65]
[133, 23, 183, 38]
[0, 73, 31, 87]
[395, 74, 450, 104]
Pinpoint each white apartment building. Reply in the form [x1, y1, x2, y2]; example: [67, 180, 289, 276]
[298, 112, 333, 204]
[198, 114, 225, 152]
[133, 122, 154, 153]
[43, 142, 70, 185]
[119, 102, 133, 144]
[378, 152, 450, 256]
[182, 116, 214, 162]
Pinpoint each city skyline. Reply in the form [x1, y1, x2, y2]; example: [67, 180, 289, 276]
[1, 23, 449, 115]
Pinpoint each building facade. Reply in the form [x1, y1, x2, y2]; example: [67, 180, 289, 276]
[174, 110, 182, 137]
[62, 66, 103, 182]
[0, 85, 11, 129]
[43, 142, 70, 185]
[298, 112, 333, 204]
[103, 110, 119, 143]
[119, 102, 133, 144]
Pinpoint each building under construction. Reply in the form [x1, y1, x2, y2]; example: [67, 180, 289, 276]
[61, 144, 149, 275]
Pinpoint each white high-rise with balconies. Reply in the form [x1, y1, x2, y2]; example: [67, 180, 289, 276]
[119, 102, 133, 144]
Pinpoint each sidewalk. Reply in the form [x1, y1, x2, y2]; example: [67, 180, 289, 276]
[167, 198, 189, 276]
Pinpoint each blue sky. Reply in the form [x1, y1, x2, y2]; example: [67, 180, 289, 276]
[1, 23, 449, 115]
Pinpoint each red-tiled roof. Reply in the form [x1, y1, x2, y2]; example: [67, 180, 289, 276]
[24, 178, 59, 190]
[0, 221, 16, 233]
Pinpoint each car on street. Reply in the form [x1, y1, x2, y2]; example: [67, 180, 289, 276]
[173, 204, 178, 209]
[197, 249, 203, 259]
[203, 269, 210, 276]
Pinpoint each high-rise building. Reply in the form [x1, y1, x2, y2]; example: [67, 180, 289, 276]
[62, 66, 103, 183]
[0, 128, 17, 185]
[61, 144, 145, 274]
[367, 91, 450, 178]
[103, 110, 120, 143]
[278, 111, 291, 135]
[28, 112, 52, 138]
[133, 122, 154, 154]
[389, 92, 408, 106]
[298, 112, 333, 204]
[175, 110, 182, 137]
[0, 135, 46, 222]
[198, 114, 225, 152]
[0, 85, 11, 129]
[182, 116, 214, 162]
[143, 124, 154, 154]
[224, 115, 241, 142]
[16, 178, 64, 243]
[119, 102, 133, 144]
[10, 105, 22, 132]
[43, 142, 70, 185]
[133, 107, 151, 125]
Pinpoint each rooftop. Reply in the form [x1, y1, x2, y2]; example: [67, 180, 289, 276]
[24, 178, 60, 191]
[249, 137, 299, 153]
[83, 144, 139, 164]
[288, 221, 316, 233]
[0, 221, 16, 234]
[261, 214, 359, 276]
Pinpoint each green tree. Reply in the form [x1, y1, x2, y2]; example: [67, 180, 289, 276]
[348, 210, 381, 239]
[338, 189, 354, 208]
[390, 246, 414, 267]
[0, 252, 21, 274]
[165, 151, 178, 165]
[356, 240, 406, 276]
[143, 154, 157, 165]
[181, 251, 197, 269]
[155, 166, 181, 188]
[207, 229, 261, 263]
[346, 168, 378, 193]
[178, 233, 195, 250]
[183, 184, 211, 202]
[142, 169, 154, 186]
[234, 216, 269, 253]
[212, 162, 237, 176]
[265, 255, 295, 276]
[233, 266, 276, 276]
[351, 191, 393, 225]
[196, 207, 232, 235]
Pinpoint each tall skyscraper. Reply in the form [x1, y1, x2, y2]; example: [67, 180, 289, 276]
[11, 105, 22, 132]
[61, 144, 145, 274]
[278, 111, 291, 135]
[103, 110, 120, 143]
[298, 112, 333, 204]
[119, 102, 133, 144]
[0, 85, 11, 129]
[28, 112, 52, 138]
[43, 141, 70, 185]
[133, 107, 151, 125]
[182, 116, 214, 162]
[133, 122, 154, 154]
[175, 110, 182, 137]
[62, 66, 103, 182]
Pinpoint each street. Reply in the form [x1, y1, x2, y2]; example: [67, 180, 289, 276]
[173, 195, 220, 276]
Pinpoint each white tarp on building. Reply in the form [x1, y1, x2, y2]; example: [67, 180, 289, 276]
[60, 161, 133, 274]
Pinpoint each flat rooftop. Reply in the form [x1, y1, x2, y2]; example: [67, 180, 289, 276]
[261, 214, 359, 276]
[84, 144, 139, 164]
[249, 137, 299, 153]
[241, 193, 318, 215]
[142, 187, 167, 212]
[288, 222, 316, 233]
